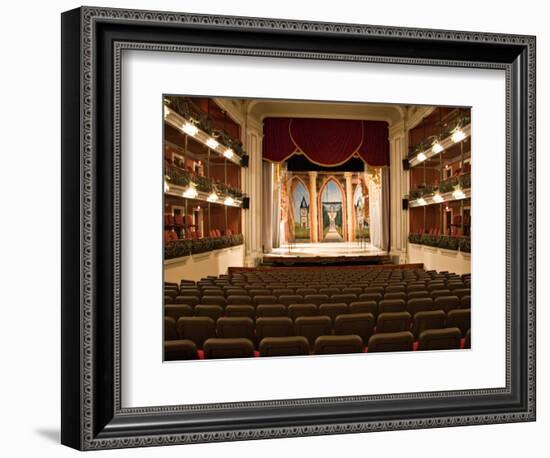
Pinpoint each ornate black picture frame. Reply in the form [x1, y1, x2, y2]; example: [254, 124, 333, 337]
[61, 6, 536, 450]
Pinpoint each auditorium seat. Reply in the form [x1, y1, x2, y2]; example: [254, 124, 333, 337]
[447, 281, 464, 290]
[174, 296, 200, 307]
[406, 298, 433, 315]
[349, 301, 378, 317]
[407, 291, 430, 300]
[319, 303, 348, 322]
[195, 305, 224, 321]
[452, 288, 471, 299]
[225, 305, 255, 319]
[359, 292, 382, 302]
[164, 289, 178, 299]
[296, 288, 317, 296]
[288, 303, 318, 320]
[256, 304, 287, 317]
[200, 295, 227, 307]
[417, 328, 462, 351]
[427, 283, 446, 292]
[259, 336, 310, 357]
[227, 295, 252, 305]
[267, 282, 286, 289]
[201, 288, 224, 296]
[412, 310, 446, 337]
[447, 309, 471, 335]
[434, 296, 460, 313]
[255, 317, 294, 340]
[378, 299, 406, 314]
[253, 295, 278, 306]
[304, 294, 329, 306]
[279, 294, 303, 306]
[407, 284, 426, 292]
[287, 282, 304, 289]
[273, 288, 294, 297]
[216, 317, 255, 341]
[225, 288, 247, 297]
[367, 331, 414, 352]
[164, 316, 178, 341]
[334, 313, 375, 345]
[331, 293, 357, 304]
[376, 312, 412, 333]
[203, 338, 255, 359]
[176, 317, 216, 348]
[164, 340, 198, 360]
[164, 304, 193, 321]
[364, 286, 384, 295]
[342, 287, 363, 296]
[314, 286, 342, 296]
[295, 316, 332, 346]
[386, 285, 406, 293]
[383, 292, 407, 301]
[249, 288, 271, 296]
[314, 335, 364, 355]
[460, 295, 471, 309]
[464, 329, 471, 348]
[431, 289, 452, 299]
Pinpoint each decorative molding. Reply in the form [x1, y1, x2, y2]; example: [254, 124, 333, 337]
[406, 106, 437, 130]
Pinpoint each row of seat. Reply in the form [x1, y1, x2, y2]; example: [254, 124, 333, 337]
[168, 277, 470, 291]
[172, 268, 470, 286]
[165, 292, 471, 310]
[165, 283, 470, 298]
[165, 327, 471, 360]
[165, 309, 470, 348]
[169, 274, 469, 286]
[166, 297, 470, 322]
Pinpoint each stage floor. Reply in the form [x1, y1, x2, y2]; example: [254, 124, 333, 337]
[269, 241, 387, 259]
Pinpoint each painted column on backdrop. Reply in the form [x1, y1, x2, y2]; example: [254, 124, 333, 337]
[344, 172, 354, 242]
[308, 171, 319, 243]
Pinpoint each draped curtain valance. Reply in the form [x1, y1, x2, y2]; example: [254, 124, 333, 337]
[262, 117, 389, 166]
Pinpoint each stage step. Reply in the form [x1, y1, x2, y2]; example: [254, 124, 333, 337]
[260, 254, 393, 268]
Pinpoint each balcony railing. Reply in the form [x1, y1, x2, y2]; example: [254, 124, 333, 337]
[408, 233, 470, 253]
[165, 234, 244, 260]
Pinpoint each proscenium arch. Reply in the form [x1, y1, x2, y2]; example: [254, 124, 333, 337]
[317, 176, 348, 241]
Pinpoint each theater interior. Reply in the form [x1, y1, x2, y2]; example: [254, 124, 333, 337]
[163, 96, 472, 360]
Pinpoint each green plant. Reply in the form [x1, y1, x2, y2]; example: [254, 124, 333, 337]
[459, 237, 471, 253]
[195, 174, 213, 193]
[438, 176, 458, 193]
[459, 173, 471, 189]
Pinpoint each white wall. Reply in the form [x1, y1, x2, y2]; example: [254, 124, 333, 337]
[408, 243, 471, 275]
[0, 1, 546, 457]
[164, 245, 245, 282]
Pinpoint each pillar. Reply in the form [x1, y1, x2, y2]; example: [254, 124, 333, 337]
[388, 120, 409, 263]
[243, 120, 263, 266]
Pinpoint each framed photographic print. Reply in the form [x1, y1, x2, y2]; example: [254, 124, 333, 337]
[61, 6, 536, 450]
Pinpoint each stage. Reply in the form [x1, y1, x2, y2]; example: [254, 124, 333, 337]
[263, 242, 390, 266]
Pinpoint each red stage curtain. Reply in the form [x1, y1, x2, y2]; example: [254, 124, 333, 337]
[262, 118, 296, 162]
[262, 117, 389, 166]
